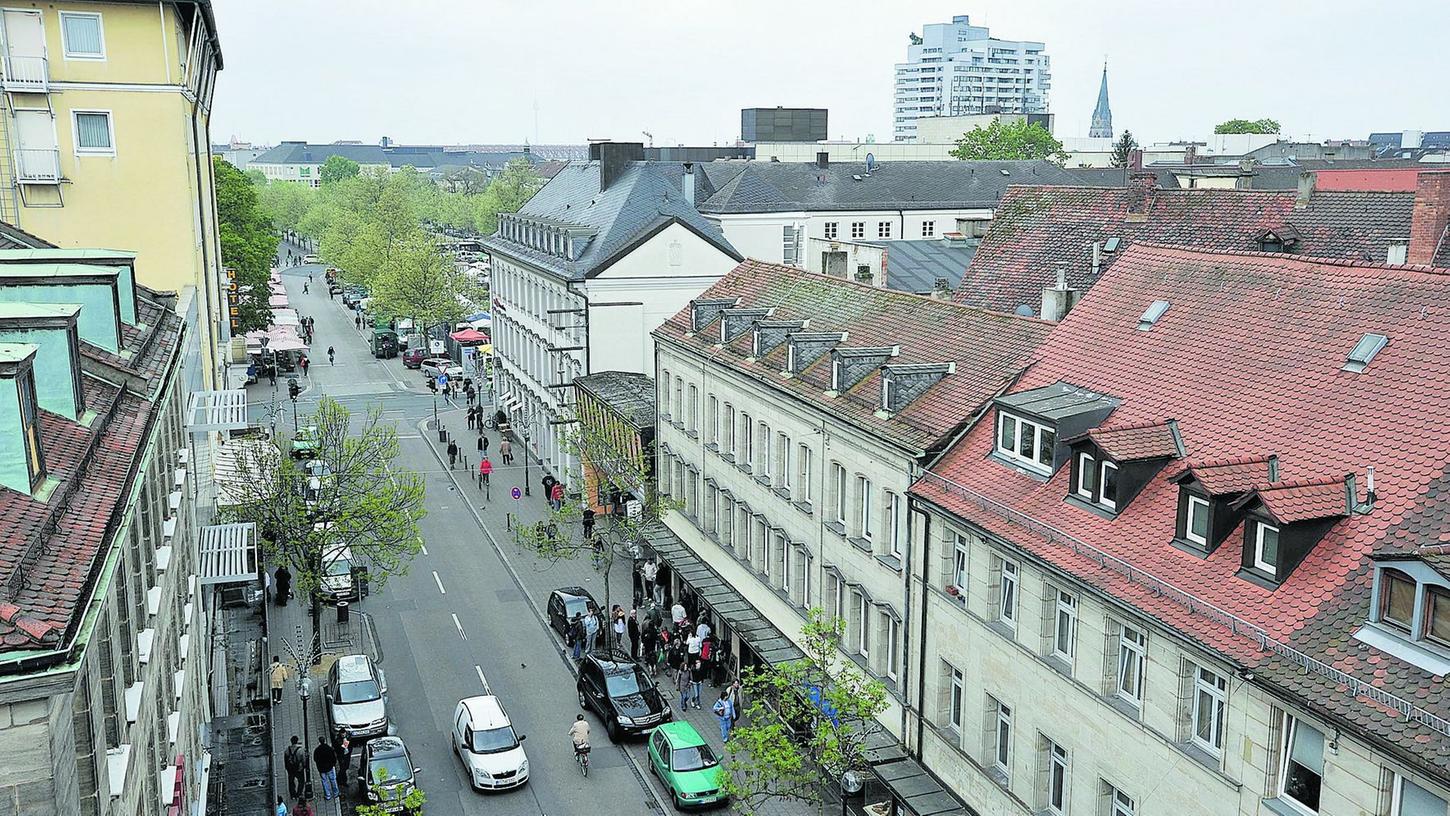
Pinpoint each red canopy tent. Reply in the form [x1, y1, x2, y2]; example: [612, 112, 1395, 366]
[449, 328, 489, 345]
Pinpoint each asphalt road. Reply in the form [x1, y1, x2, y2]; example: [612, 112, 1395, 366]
[247, 263, 659, 816]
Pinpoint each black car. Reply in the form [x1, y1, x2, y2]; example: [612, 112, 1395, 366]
[577, 652, 672, 742]
[357, 736, 421, 813]
[546, 587, 598, 639]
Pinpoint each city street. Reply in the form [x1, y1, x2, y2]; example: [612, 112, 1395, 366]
[252, 259, 660, 816]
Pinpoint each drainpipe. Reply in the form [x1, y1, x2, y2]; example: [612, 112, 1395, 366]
[899, 457, 919, 746]
[912, 501, 932, 760]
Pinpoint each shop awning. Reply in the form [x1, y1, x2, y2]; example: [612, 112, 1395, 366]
[268, 294, 288, 308]
[862, 727, 975, 816]
[185, 389, 249, 433]
[449, 327, 489, 344]
[198, 523, 258, 585]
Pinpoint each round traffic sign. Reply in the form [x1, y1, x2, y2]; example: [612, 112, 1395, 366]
[511, 487, 521, 500]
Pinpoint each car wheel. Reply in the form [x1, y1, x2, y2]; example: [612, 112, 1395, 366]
[672, 788, 686, 812]
[606, 720, 621, 743]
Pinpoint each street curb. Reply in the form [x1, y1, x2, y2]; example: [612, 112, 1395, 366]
[413, 417, 669, 813]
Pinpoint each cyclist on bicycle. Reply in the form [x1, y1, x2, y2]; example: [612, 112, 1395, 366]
[326, 346, 335, 365]
[569, 714, 591, 755]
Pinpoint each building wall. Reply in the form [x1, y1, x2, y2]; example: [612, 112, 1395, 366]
[753, 143, 958, 163]
[711, 209, 992, 267]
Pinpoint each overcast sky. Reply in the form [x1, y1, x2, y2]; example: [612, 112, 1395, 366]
[211, 0, 1448, 148]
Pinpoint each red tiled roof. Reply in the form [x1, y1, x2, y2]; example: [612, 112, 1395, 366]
[653, 260, 1053, 454]
[913, 242, 1450, 756]
[1249, 477, 1350, 524]
[1081, 420, 1180, 462]
[955, 184, 1415, 314]
[1181, 456, 1273, 496]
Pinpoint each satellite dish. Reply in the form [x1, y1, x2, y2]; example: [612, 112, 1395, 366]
[865, 153, 877, 172]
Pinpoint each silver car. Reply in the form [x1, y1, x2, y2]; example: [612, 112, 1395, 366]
[326, 654, 389, 739]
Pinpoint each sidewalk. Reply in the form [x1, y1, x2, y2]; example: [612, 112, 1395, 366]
[266, 588, 344, 816]
[424, 404, 811, 816]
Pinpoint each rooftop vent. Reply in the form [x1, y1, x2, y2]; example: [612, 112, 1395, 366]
[1342, 332, 1388, 373]
[1137, 300, 1170, 331]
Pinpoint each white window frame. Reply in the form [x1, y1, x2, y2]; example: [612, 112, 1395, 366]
[1191, 666, 1228, 756]
[778, 433, 792, 493]
[758, 422, 771, 477]
[724, 404, 735, 456]
[1255, 521, 1280, 576]
[707, 395, 718, 445]
[59, 11, 106, 61]
[1045, 740, 1069, 815]
[886, 492, 902, 558]
[992, 698, 1012, 777]
[857, 476, 873, 539]
[72, 109, 116, 156]
[1278, 712, 1325, 814]
[1185, 494, 1210, 545]
[883, 612, 899, 681]
[687, 384, 698, 433]
[995, 411, 1055, 472]
[796, 444, 812, 504]
[739, 412, 753, 466]
[1105, 783, 1135, 816]
[999, 559, 1018, 625]
[824, 221, 838, 240]
[951, 533, 969, 591]
[921, 220, 936, 238]
[1052, 590, 1077, 661]
[878, 221, 892, 238]
[1099, 460, 1119, 510]
[1391, 774, 1449, 816]
[1116, 625, 1146, 705]
[832, 462, 847, 523]
[856, 591, 871, 657]
[1074, 452, 1096, 499]
[948, 666, 964, 730]
[850, 221, 865, 239]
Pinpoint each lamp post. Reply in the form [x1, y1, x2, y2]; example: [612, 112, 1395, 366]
[299, 676, 315, 791]
[839, 770, 863, 816]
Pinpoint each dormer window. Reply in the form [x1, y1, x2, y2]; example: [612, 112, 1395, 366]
[1074, 452, 1095, 498]
[1100, 461, 1119, 510]
[996, 412, 1054, 473]
[1379, 568, 1416, 632]
[1251, 519, 1280, 578]
[1069, 450, 1119, 512]
[1183, 494, 1210, 546]
[1355, 562, 1450, 674]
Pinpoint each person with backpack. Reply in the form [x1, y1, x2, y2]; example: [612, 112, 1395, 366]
[569, 612, 586, 660]
[283, 735, 307, 800]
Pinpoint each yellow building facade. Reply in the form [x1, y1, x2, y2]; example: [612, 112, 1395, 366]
[0, 0, 224, 385]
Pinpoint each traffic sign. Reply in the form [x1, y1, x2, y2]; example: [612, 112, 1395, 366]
[511, 487, 521, 500]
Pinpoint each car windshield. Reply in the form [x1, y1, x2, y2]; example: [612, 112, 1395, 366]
[563, 596, 591, 616]
[672, 744, 719, 772]
[338, 679, 380, 703]
[324, 557, 351, 577]
[468, 726, 519, 754]
[368, 756, 412, 786]
[604, 667, 650, 697]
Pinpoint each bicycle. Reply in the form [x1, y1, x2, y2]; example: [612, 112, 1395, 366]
[575, 743, 591, 777]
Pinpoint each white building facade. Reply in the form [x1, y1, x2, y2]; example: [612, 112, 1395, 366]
[893, 15, 1051, 142]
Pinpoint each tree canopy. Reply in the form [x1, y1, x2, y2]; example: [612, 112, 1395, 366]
[1110, 130, 1140, 168]
[950, 119, 1069, 165]
[1214, 118, 1281, 135]
[213, 157, 276, 333]
[319, 155, 361, 185]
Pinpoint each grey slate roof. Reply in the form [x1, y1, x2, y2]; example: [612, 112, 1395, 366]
[481, 161, 739, 280]
[250, 142, 533, 172]
[575, 371, 655, 430]
[0, 220, 55, 250]
[861, 239, 976, 294]
[695, 160, 1085, 213]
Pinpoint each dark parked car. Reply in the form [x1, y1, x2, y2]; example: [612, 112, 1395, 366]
[576, 652, 672, 742]
[357, 736, 420, 813]
[328, 281, 344, 295]
[402, 347, 426, 369]
[546, 587, 597, 639]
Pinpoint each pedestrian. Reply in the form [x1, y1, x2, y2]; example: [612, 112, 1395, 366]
[327, 346, 335, 365]
[676, 659, 692, 709]
[275, 796, 288, 816]
[690, 659, 707, 709]
[582, 507, 596, 541]
[270, 657, 290, 705]
[478, 456, 492, 492]
[627, 609, 640, 659]
[584, 606, 601, 654]
[569, 612, 585, 660]
[447, 439, 459, 469]
[274, 565, 291, 607]
[477, 433, 489, 457]
[696, 618, 711, 641]
[499, 438, 512, 465]
[299, 355, 310, 377]
[293, 798, 313, 816]
[612, 606, 626, 650]
[550, 480, 565, 512]
[283, 735, 306, 800]
[672, 599, 687, 629]
[314, 735, 338, 801]
[642, 620, 660, 673]
[268, 366, 278, 387]
[643, 558, 658, 602]
[713, 690, 735, 744]
[333, 728, 351, 777]
[303, 281, 310, 294]
[687, 630, 702, 660]
[354, 314, 362, 330]
[728, 679, 743, 724]
[466, 406, 476, 430]
[541, 474, 556, 505]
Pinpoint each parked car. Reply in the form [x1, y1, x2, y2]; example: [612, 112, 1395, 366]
[328, 281, 344, 296]
[451, 695, 529, 790]
[317, 544, 359, 602]
[647, 722, 729, 811]
[357, 736, 421, 813]
[576, 652, 671, 741]
[401, 347, 426, 369]
[325, 654, 390, 740]
[420, 358, 464, 382]
[302, 254, 320, 264]
[290, 425, 320, 459]
[546, 587, 598, 639]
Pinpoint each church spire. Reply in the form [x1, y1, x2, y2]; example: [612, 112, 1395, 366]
[1089, 62, 1113, 139]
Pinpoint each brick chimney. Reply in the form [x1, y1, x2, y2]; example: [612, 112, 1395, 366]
[1408, 170, 1450, 266]
[1295, 171, 1316, 209]
[1125, 171, 1158, 222]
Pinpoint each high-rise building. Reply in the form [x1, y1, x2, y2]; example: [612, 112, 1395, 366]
[892, 15, 1051, 142]
[1089, 63, 1113, 138]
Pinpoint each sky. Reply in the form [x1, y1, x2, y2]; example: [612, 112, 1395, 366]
[211, 0, 1450, 148]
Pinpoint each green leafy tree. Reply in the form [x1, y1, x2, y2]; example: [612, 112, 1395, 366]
[220, 396, 426, 594]
[1110, 130, 1140, 168]
[319, 155, 361, 185]
[950, 119, 1069, 165]
[370, 230, 477, 331]
[355, 765, 426, 816]
[720, 609, 889, 816]
[1214, 118, 1281, 135]
[474, 159, 545, 234]
[213, 157, 276, 333]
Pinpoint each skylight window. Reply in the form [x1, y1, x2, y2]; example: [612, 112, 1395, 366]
[1343, 333, 1388, 373]
[1103, 237, 1121, 252]
[1137, 300, 1170, 331]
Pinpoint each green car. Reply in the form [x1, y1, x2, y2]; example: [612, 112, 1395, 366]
[290, 425, 320, 459]
[646, 722, 728, 811]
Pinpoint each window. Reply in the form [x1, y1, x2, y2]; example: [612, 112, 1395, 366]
[886, 492, 902, 558]
[1043, 739, 1068, 815]
[1099, 461, 1119, 510]
[1379, 569, 1416, 632]
[1185, 494, 1210, 545]
[824, 222, 838, 240]
[1254, 521, 1281, 576]
[850, 222, 865, 239]
[687, 385, 698, 433]
[1103, 783, 1135, 816]
[724, 404, 735, 456]
[1278, 713, 1324, 813]
[1074, 452, 1096, 499]
[1052, 590, 1076, 661]
[995, 411, 1055, 472]
[1392, 775, 1449, 816]
[997, 559, 1018, 625]
[832, 462, 847, 524]
[921, 220, 936, 238]
[951, 533, 969, 593]
[1117, 625, 1146, 705]
[74, 111, 115, 154]
[1429, 587, 1450, 646]
[796, 444, 813, 504]
[947, 665, 964, 729]
[1192, 666, 1228, 755]
[17, 370, 43, 486]
[739, 412, 753, 467]
[778, 434, 792, 493]
[61, 12, 105, 59]
[706, 396, 718, 445]
[829, 573, 846, 623]
[878, 221, 893, 238]
[660, 369, 671, 416]
[856, 476, 873, 539]
[990, 697, 1012, 778]
[672, 378, 684, 426]
[855, 591, 871, 657]
[757, 422, 771, 476]
[783, 225, 801, 266]
[884, 614, 899, 680]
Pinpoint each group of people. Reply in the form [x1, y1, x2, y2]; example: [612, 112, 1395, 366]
[541, 473, 567, 511]
[279, 728, 352, 814]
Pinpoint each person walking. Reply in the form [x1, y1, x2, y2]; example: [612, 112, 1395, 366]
[687, 630, 702, 661]
[333, 728, 351, 778]
[299, 355, 310, 377]
[499, 438, 512, 465]
[611, 606, 626, 650]
[303, 280, 310, 294]
[627, 609, 640, 659]
[293, 798, 313, 816]
[270, 657, 290, 705]
[676, 659, 692, 709]
[713, 690, 735, 745]
[477, 432, 489, 459]
[671, 600, 687, 629]
[541, 474, 556, 506]
[569, 612, 586, 660]
[550, 480, 565, 512]
[690, 659, 707, 709]
[583, 607, 600, 655]
[283, 735, 306, 800]
[643, 558, 658, 602]
[478, 456, 492, 495]
[275, 796, 288, 816]
[642, 620, 660, 673]
[268, 366, 278, 387]
[274, 565, 292, 607]
[466, 405, 476, 430]
[582, 507, 596, 541]
[327, 346, 335, 365]
[447, 439, 459, 469]
[313, 735, 338, 801]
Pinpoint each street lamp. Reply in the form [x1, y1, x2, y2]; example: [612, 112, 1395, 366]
[299, 676, 315, 791]
[839, 770, 864, 816]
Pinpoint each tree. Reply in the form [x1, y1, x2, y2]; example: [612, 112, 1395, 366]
[720, 609, 890, 816]
[221, 396, 426, 594]
[950, 119, 1069, 165]
[1110, 130, 1140, 168]
[213, 157, 276, 333]
[369, 230, 477, 331]
[1214, 118, 1281, 135]
[319, 155, 361, 185]
[473, 159, 545, 234]
[355, 766, 425, 816]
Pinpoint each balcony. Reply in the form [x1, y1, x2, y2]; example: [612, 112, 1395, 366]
[15, 148, 60, 183]
[2, 54, 48, 92]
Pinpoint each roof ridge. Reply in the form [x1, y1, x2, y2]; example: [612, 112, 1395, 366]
[1091, 418, 1173, 434]
[1257, 475, 1347, 491]
[1189, 454, 1273, 469]
[1126, 241, 1450, 274]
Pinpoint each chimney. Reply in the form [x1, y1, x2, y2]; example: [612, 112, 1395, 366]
[1408, 170, 1450, 265]
[1040, 266, 1079, 322]
[594, 141, 645, 192]
[816, 151, 830, 170]
[682, 162, 696, 206]
[1128, 149, 1143, 170]
[932, 276, 952, 300]
[1295, 172, 1316, 209]
[1126, 171, 1158, 221]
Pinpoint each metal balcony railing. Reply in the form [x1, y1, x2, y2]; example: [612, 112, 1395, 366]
[917, 469, 1450, 738]
[2, 54, 48, 92]
[15, 148, 60, 183]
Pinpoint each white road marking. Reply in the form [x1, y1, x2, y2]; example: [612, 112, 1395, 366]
[475, 665, 490, 693]
[419, 543, 428, 556]
[432, 571, 446, 594]
[452, 613, 467, 641]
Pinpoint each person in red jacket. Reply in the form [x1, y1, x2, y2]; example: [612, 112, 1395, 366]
[550, 480, 565, 511]
[478, 456, 493, 496]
